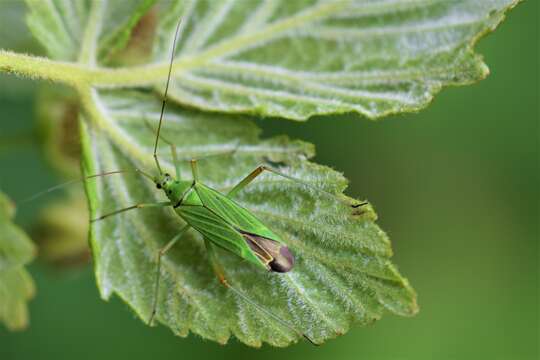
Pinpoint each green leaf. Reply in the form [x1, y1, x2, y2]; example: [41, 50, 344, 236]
[22, 0, 518, 120]
[152, 0, 518, 120]
[0, 191, 36, 331]
[80, 90, 417, 346]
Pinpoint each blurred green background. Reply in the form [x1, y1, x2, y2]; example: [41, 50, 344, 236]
[0, 1, 537, 359]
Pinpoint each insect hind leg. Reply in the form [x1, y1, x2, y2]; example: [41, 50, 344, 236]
[227, 165, 359, 207]
[203, 238, 318, 345]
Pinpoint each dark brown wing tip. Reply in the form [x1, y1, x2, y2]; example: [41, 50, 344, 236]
[269, 246, 294, 273]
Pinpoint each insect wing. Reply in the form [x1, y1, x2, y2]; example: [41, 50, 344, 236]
[193, 183, 294, 272]
[241, 231, 294, 272]
[178, 205, 264, 269]
[194, 183, 281, 242]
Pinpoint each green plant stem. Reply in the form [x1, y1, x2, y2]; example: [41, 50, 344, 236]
[0, 50, 92, 87]
[0, 49, 180, 87]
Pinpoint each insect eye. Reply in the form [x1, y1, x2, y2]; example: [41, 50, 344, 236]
[164, 173, 170, 177]
[156, 184, 162, 189]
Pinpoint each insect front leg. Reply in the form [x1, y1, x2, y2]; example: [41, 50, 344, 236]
[181, 145, 241, 183]
[91, 201, 172, 222]
[202, 238, 318, 345]
[149, 224, 191, 326]
[180, 143, 240, 163]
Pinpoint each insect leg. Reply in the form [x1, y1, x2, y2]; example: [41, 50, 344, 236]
[145, 114, 237, 179]
[227, 165, 329, 198]
[190, 159, 199, 182]
[227, 165, 366, 207]
[91, 201, 172, 222]
[149, 224, 191, 326]
[203, 238, 318, 345]
[226, 166, 266, 197]
[169, 144, 241, 165]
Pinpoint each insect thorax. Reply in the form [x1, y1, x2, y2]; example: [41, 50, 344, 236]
[161, 178, 194, 204]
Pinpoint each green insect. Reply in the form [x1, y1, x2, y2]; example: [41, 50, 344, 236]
[89, 19, 330, 344]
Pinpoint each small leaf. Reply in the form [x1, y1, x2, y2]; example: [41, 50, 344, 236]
[81, 90, 417, 346]
[0, 268, 36, 331]
[0, 191, 36, 331]
[0, 192, 34, 271]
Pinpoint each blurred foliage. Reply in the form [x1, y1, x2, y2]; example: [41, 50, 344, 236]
[36, 87, 81, 179]
[31, 86, 90, 268]
[0, 1, 40, 100]
[0, 191, 36, 331]
[106, 7, 158, 66]
[32, 191, 89, 268]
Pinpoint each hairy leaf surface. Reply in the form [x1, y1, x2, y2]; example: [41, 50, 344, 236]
[81, 90, 416, 345]
[153, 0, 518, 119]
[25, 0, 517, 120]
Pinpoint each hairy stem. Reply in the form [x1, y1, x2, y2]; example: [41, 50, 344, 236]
[0, 49, 185, 88]
[0, 50, 93, 87]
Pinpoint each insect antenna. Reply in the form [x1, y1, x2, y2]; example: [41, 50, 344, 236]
[19, 169, 153, 204]
[153, 17, 183, 175]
